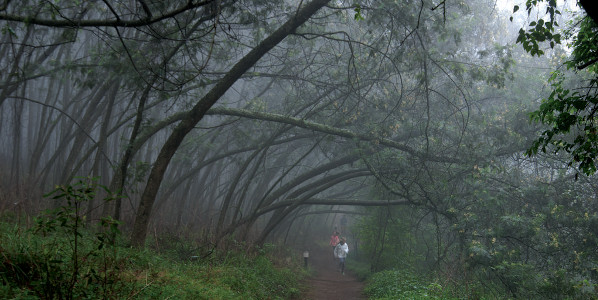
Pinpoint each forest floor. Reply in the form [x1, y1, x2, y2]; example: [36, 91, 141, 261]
[300, 243, 366, 300]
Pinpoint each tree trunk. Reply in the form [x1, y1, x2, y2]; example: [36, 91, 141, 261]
[10, 86, 24, 198]
[130, 0, 331, 247]
[104, 79, 155, 221]
[59, 82, 113, 183]
[87, 80, 120, 224]
[580, 0, 598, 26]
[28, 45, 67, 177]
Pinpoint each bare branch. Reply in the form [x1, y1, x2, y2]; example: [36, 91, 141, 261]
[206, 107, 461, 163]
[0, 0, 11, 11]
[0, 0, 216, 28]
[257, 198, 410, 219]
[137, 0, 153, 20]
[101, 0, 121, 22]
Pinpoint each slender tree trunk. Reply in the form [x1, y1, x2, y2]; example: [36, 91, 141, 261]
[231, 149, 272, 227]
[174, 178, 195, 229]
[87, 80, 119, 224]
[28, 46, 64, 176]
[10, 87, 24, 198]
[104, 79, 155, 221]
[36, 83, 94, 187]
[60, 82, 113, 183]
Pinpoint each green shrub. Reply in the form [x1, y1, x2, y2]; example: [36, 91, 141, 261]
[346, 259, 371, 281]
[0, 178, 306, 299]
[0, 177, 125, 299]
[1, 221, 305, 299]
[127, 244, 303, 299]
[364, 269, 443, 299]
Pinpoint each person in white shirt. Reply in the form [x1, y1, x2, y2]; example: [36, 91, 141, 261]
[334, 237, 349, 275]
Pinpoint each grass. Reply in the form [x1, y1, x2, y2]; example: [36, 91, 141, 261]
[364, 269, 443, 299]
[0, 179, 307, 299]
[0, 218, 307, 299]
[363, 268, 520, 300]
[345, 258, 370, 281]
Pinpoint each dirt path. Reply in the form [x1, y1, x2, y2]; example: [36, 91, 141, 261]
[301, 244, 366, 300]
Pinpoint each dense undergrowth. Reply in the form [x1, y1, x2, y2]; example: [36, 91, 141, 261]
[0, 217, 305, 299]
[353, 203, 598, 300]
[355, 243, 597, 300]
[363, 270, 446, 299]
[0, 179, 306, 299]
[361, 268, 492, 300]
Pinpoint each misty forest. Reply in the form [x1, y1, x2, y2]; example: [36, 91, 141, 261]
[1, 0, 598, 299]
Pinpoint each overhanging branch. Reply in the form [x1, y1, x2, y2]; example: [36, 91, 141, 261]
[0, 0, 217, 28]
[207, 107, 460, 163]
[258, 198, 410, 215]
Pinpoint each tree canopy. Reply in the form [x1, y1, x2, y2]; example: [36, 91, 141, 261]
[2, 1, 598, 297]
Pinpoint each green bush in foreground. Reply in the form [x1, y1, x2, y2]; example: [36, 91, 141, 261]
[364, 269, 455, 300]
[0, 178, 305, 299]
[0, 178, 125, 299]
[127, 247, 303, 300]
[0, 222, 304, 299]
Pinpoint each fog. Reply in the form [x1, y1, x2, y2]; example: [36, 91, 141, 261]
[1, 1, 597, 296]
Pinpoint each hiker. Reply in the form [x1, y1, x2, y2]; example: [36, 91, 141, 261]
[334, 237, 349, 275]
[329, 231, 340, 258]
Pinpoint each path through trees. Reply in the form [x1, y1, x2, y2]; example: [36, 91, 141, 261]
[302, 243, 365, 300]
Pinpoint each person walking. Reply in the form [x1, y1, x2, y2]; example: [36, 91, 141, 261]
[334, 237, 349, 275]
[329, 231, 340, 259]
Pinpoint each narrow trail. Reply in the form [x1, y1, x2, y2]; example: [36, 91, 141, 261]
[301, 244, 366, 300]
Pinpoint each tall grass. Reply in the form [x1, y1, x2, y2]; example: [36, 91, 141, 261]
[0, 178, 307, 299]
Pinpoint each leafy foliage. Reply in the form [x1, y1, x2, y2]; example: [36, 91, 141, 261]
[354, 206, 426, 273]
[364, 269, 449, 299]
[125, 246, 303, 300]
[518, 1, 598, 175]
[0, 179, 306, 299]
[514, 1, 562, 56]
[0, 177, 124, 299]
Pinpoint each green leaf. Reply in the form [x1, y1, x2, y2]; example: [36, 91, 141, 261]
[354, 5, 364, 21]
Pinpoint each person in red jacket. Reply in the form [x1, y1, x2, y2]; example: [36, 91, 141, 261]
[329, 231, 340, 259]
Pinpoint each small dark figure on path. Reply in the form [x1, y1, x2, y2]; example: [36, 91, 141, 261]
[340, 215, 348, 234]
[334, 237, 349, 275]
[303, 250, 309, 268]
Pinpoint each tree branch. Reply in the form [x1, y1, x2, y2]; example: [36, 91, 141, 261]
[0, 0, 216, 28]
[137, 0, 153, 20]
[207, 107, 461, 163]
[266, 198, 409, 211]
[130, 0, 332, 247]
